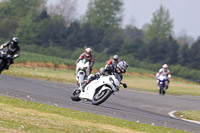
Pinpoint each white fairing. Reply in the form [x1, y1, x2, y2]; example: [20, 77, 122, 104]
[76, 59, 90, 83]
[158, 75, 168, 81]
[79, 75, 120, 100]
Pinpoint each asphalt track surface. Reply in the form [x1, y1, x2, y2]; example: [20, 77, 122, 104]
[0, 75, 200, 133]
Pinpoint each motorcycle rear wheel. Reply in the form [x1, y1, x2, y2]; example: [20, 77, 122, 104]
[0, 59, 5, 74]
[92, 89, 112, 105]
[71, 89, 81, 101]
[159, 87, 165, 95]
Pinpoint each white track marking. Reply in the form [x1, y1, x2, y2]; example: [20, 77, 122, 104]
[168, 110, 200, 125]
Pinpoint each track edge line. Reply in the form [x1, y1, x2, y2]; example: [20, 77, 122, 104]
[168, 110, 200, 125]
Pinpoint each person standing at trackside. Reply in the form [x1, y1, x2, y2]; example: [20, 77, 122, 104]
[105, 55, 119, 74]
[0, 37, 20, 70]
[76, 48, 95, 73]
[156, 64, 171, 89]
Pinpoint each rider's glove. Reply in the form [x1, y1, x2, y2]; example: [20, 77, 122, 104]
[105, 66, 109, 71]
[156, 73, 159, 78]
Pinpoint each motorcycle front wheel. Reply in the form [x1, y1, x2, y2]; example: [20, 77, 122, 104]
[71, 89, 81, 101]
[92, 89, 112, 105]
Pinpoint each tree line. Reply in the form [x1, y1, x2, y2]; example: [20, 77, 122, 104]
[0, 0, 200, 80]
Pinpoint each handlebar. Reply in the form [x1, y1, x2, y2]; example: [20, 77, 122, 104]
[0, 50, 12, 59]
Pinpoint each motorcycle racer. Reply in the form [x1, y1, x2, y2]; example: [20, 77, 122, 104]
[0, 37, 20, 70]
[76, 48, 94, 73]
[105, 55, 119, 71]
[156, 64, 171, 89]
[81, 61, 128, 91]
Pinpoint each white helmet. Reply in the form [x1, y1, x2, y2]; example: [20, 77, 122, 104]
[85, 48, 92, 57]
[113, 55, 119, 61]
[12, 37, 19, 43]
[162, 64, 168, 69]
[116, 61, 128, 73]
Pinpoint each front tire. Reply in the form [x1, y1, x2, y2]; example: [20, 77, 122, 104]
[92, 89, 112, 105]
[71, 89, 81, 101]
[78, 73, 85, 84]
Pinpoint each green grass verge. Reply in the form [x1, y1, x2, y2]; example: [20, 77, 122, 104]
[175, 111, 200, 122]
[15, 51, 106, 68]
[0, 95, 189, 133]
[124, 75, 200, 96]
[15, 51, 76, 65]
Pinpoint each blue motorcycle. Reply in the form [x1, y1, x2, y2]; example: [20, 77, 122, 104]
[157, 75, 168, 95]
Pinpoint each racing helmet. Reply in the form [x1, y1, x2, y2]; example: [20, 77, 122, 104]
[162, 64, 168, 69]
[113, 55, 119, 61]
[10, 37, 19, 50]
[162, 64, 168, 72]
[12, 37, 19, 44]
[85, 48, 92, 57]
[116, 61, 128, 74]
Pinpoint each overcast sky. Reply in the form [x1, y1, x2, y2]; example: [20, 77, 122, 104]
[50, 0, 200, 39]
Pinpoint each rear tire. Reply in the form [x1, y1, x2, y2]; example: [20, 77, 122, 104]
[159, 86, 165, 95]
[92, 88, 112, 105]
[0, 59, 5, 74]
[71, 89, 81, 101]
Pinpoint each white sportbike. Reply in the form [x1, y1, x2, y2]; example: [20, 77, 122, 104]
[76, 59, 90, 85]
[71, 73, 126, 105]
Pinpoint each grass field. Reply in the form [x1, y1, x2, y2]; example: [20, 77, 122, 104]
[175, 111, 200, 122]
[0, 95, 189, 133]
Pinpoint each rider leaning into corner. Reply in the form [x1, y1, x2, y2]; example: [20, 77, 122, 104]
[80, 60, 129, 90]
[156, 64, 171, 89]
[0, 37, 20, 70]
[76, 48, 95, 73]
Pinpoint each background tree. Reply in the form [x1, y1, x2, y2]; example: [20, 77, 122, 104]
[178, 43, 189, 66]
[123, 25, 143, 41]
[85, 0, 123, 33]
[188, 39, 200, 70]
[144, 5, 174, 43]
[47, 0, 77, 27]
[176, 30, 194, 46]
[0, 0, 45, 41]
[145, 37, 179, 64]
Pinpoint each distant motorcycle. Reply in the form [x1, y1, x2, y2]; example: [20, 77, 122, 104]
[157, 75, 168, 95]
[0, 48, 12, 74]
[71, 73, 127, 105]
[75, 59, 90, 86]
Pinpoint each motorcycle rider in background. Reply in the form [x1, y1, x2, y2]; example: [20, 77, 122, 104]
[76, 48, 94, 73]
[0, 37, 20, 70]
[105, 55, 119, 72]
[156, 64, 171, 89]
[81, 61, 129, 91]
